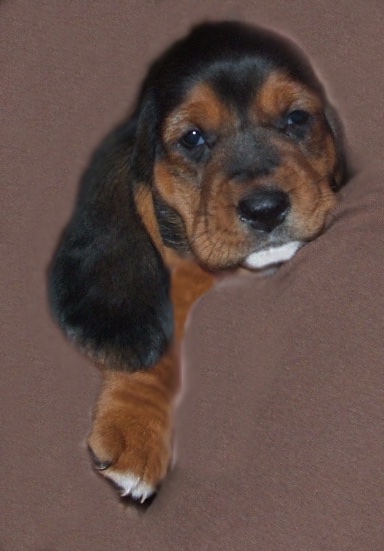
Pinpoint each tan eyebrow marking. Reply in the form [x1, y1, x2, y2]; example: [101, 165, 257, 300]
[162, 83, 235, 143]
[254, 71, 323, 122]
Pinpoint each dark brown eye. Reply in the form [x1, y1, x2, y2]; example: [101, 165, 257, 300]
[180, 129, 206, 149]
[286, 110, 310, 126]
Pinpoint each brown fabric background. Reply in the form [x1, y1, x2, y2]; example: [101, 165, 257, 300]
[2, 1, 383, 550]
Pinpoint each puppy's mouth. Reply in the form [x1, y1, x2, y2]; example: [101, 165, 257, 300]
[243, 240, 303, 270]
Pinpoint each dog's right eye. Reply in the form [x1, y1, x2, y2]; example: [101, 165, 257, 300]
[180, 130, 206, 149]
[286, 110, 311, 126]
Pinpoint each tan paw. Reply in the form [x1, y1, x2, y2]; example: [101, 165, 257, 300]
[87, 403, 173, 503]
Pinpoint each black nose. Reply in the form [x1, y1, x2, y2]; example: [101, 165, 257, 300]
[237, 189, 290, 232]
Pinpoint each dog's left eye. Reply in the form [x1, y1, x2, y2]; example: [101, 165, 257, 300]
[286, 110, 311, 126]
[180, 129, 206, 149]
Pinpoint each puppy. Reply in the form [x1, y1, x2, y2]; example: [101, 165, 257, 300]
[49, 21, 346, 502]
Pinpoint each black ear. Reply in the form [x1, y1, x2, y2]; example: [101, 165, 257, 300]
[48, 114, 173, 371]
[324, 102, 352, 189]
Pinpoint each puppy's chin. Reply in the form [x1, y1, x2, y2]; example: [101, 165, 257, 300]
[243, 241, 303, 270]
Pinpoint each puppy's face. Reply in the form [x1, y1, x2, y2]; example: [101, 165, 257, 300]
[145, 24, 344, 271]
[49, 23, 348, 371]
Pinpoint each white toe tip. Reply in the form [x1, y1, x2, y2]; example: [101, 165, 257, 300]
[105, 471, 155, 502]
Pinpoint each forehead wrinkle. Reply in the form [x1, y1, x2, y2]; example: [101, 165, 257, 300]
[254, 71, 323, 120]
[162, 83, 233, 143]
[208, 58, 270, 117]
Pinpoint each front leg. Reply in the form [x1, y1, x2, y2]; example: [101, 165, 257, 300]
[88, 259, 214, 501]
[88, 354, 178, 501]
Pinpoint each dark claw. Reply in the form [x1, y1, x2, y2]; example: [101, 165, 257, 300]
[119, 491, 158, 510]
[88, 446, 113, 470]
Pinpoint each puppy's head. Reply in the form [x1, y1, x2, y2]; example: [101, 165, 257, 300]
[136, 21, 346, 270]
[49, 22, 348, 370]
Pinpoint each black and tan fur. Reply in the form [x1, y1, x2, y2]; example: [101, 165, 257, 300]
[49, 22, 347, 502]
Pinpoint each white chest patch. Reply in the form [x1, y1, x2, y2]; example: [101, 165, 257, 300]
[244, 241, 302, 270]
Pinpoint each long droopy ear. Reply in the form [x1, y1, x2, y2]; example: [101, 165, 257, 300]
[49, 108, 173, 371]
[324, 102, 351, 189]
